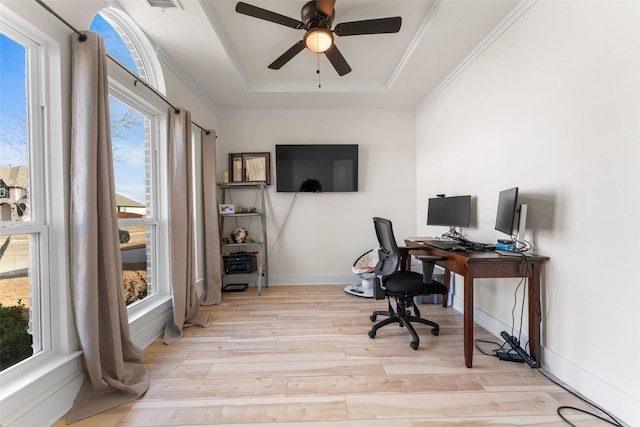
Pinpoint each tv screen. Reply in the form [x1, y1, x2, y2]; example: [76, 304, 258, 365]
[427, 195, 471, 228]
[495, 187, 519, 235]
[275, 144, 358, 192]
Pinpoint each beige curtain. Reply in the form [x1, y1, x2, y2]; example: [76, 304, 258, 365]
[163, 108, 207, 344]
[68, 31, 148, 423]
[199, 129, 223, 305]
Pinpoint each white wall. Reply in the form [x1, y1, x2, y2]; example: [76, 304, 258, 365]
[415, 1, 640, 425]
[217, 113, 416, 285]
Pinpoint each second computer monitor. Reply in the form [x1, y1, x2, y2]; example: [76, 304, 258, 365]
[495, 187, 519, 236]
[427, 195, 471, 228]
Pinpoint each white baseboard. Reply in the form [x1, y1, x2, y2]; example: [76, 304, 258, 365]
[2, 354, 83, 427]
[129, 296, 173, 349]
[542, 348, 639, 427]
[17, 374, 83, 427]
[450, 293, 638, 427]
[267, 274, 355, 286]
[450, 293, 530, 344]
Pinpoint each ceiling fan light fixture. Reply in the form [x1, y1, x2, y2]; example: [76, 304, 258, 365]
[304, 29, 333, 53]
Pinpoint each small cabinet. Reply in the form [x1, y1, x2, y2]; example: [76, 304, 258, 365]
[217, 182, 268, 295]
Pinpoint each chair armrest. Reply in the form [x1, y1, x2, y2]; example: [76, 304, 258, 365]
[398, 246, 411, 271]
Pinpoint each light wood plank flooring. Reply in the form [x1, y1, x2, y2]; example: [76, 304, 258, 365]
[55, 285, 608, 426]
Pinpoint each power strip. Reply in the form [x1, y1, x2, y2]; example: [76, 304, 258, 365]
[500, 331, 538, 368]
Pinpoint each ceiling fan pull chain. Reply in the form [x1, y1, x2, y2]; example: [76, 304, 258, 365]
[317, 54, 322, 88]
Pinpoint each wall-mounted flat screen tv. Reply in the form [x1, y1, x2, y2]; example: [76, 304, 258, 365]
[275, 144, 358, 192]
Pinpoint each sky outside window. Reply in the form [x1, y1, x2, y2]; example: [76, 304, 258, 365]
[0, 34, 28, 168]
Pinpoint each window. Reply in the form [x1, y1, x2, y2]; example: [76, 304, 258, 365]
[0, 27, 48, 371]
[90, 10, 168, 307]
[109, 90, 159, 305]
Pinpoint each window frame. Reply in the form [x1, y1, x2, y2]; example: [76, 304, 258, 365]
[1, 18, 50, 368]
[0, 4, 74, 389]
[108, 80, 169, 308]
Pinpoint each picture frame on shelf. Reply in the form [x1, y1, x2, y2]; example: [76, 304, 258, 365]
[219, 204, 235, 215]
[229, 153, 243, 182]
[242, 152, 271, 185]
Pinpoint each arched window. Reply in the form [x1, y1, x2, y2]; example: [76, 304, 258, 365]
[90, 8, 165, 93]
[90, 13, 138, 75]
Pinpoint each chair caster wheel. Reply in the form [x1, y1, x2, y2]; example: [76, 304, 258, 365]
[431, 328, 439, 336]
[370, 315, 377, 322]
[368, 330, 376, 339]
[410, 341, 419, 350]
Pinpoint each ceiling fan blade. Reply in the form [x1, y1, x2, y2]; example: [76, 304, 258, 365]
[236, 2, 304, 30]
[268, 40, 306, 70]
[316, 0, 336, 17]
[324, 43, 351, 76]
[334, 16, 402, 36]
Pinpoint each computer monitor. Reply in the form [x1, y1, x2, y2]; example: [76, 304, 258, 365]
[495, 187, 519, 236]
[427, 195, 471, 229]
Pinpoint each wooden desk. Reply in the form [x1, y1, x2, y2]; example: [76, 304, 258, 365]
[405, 238, 549, 368]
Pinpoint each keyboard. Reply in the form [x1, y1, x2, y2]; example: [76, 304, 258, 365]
[423, 239, 458, 250]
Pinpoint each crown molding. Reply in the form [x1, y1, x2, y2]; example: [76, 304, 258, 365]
[216, 108, 415, 117]
[415, 0, 538, 113]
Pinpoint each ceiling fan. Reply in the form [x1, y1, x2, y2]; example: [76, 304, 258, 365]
[235, 1, 402, 76]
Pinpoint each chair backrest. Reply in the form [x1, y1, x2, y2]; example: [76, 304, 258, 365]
[373, 217, 400, 277]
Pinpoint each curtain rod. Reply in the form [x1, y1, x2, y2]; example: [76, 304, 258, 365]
[35, 0, 210, 135]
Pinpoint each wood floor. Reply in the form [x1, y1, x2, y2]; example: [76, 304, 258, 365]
[55, 285, 606, 426]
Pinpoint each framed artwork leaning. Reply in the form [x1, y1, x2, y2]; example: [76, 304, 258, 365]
[228, 152, 271, 184]
[242, 152, 271, 184]
[228, 153, 243, 182]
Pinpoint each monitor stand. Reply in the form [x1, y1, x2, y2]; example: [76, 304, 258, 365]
[516, 204, 528, 247]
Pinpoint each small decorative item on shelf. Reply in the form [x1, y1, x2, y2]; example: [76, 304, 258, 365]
[219, 203, 235, 215]
[231, 227, 249, 243]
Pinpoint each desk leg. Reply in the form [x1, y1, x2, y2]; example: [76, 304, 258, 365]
[528, 265, 542, 366]
[464, 273, 474, 368]
[442, 269, 451, 307]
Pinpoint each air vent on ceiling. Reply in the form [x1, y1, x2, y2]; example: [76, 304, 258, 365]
[146, 0, 183, 10]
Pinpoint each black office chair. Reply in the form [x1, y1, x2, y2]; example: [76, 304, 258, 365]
[368, 217, 449, 350]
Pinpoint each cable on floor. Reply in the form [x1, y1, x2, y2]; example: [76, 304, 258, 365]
[480, 252, 624, 426]
[535, 367, 624, 427]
